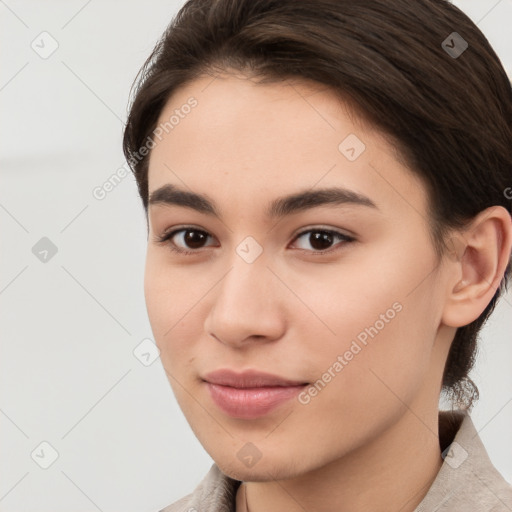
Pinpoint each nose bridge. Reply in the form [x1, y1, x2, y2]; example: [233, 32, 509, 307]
[216, 248, 271, 316]
[218, 232, 270, 303]
[204, 243, 284, 345]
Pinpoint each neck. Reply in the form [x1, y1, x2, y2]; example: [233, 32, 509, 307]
[240, 408, 443, 512]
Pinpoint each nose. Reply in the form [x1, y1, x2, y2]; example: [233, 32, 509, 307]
[203, 254, 286, 348]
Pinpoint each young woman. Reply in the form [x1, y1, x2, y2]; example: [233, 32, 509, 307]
[122, 0, 512, 510]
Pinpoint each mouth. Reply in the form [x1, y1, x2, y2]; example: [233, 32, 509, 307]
[202, 368, 309, 388]
[202, 369, 309, 419]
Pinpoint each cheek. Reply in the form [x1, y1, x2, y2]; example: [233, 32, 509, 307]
[290, 244, 439, 398]
[143, 253, 191, 356]
[144, 232, 440, 380]
[144, 264, 200, 412]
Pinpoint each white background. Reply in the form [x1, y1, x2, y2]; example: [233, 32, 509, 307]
[1, 1, 511, 511]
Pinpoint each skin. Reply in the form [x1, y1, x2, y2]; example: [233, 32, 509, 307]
[144, 72, 512, 512]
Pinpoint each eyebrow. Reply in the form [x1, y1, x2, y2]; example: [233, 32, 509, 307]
[148, 184, 378, 219]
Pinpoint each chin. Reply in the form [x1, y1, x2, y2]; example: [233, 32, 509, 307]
[216, 457, 305, 483]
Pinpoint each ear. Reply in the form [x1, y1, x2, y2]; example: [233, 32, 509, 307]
[441, 206, 512, 328]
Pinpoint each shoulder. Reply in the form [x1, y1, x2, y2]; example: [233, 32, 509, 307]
[416, 411, 512, 511]
[158, 463, 241, 512]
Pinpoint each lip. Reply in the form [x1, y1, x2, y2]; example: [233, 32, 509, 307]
[203, 369, 308, 388]
[202, 369, 309, 419]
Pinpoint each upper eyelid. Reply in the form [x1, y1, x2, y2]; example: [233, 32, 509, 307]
[162, 221, 354, 234]
[161, 225, 354, 248]
[162, 225, 352, 238]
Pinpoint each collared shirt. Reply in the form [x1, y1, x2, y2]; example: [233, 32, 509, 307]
[160, 411, 512, 511]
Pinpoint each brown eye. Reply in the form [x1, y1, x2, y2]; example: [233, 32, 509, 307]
[309, 231, 334, 250]
[181, 229, 209, 249]
[292, 229, 355, 253]
[157, 228, 215, 254]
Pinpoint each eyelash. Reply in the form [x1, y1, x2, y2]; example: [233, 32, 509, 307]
[155, 226, 356, 256]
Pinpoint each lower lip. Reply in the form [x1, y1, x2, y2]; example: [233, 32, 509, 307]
[205, 382, 307, 419]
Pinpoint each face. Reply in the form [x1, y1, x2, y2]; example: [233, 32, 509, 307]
[144, 73, 453, 481]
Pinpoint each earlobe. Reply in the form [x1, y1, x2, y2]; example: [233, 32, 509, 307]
[441, 206, 512, 328]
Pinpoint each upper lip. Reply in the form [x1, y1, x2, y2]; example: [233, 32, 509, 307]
[202, 369, 308, 388]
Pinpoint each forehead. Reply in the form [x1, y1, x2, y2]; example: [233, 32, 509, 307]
[147, 73, 428, 221]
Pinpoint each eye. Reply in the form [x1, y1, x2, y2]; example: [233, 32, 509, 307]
[290, 228, 355, 253]
[155, 226, 355, 255]
[156, 227, 216, 255]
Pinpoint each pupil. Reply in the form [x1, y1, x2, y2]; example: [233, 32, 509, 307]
[185, 230, 206, 249]
[311, 231, 333, 250]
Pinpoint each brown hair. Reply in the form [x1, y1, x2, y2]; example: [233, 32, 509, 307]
[122, 0, 512, 409]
